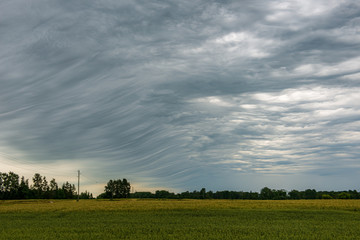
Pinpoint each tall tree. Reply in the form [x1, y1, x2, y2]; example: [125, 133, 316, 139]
[289, 190, 301, 199]
[0, 172, 20, 199]
[42, 177, 50, 198]
[104, 179, 131, 199]
[200, 188, 206, 199]
[105, 179, 115, 200]
[121, 179, 131, 198]
[49, 178, 58, 191]
[32, 173, 43, 198]
[18, 176, 30, 199]
[304, 189, 317, 199]
[7, 172, 20, 199]
[42, 177, 49, 192]
[49, 178, 58, 199]
[62, 181, 76, 199]
[260, 187, 274, 200]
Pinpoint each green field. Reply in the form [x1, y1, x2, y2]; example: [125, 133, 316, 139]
[1, 199, 360, 239]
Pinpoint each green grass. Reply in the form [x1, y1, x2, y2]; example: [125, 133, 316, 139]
[1, 199, 360, 239]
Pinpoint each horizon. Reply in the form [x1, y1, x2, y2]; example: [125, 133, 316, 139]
[1, 168, 359, 197]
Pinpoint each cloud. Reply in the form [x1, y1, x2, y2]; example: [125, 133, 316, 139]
[177, 85, 360, 180]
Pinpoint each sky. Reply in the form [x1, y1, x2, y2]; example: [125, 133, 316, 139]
[1, 0, 360, 196]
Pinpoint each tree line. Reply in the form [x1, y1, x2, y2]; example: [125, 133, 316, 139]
[131, 187, 360, 200]
[0, 171, 93, 200]
[0, 171, 131, 200]
[2, 171, 360, 200]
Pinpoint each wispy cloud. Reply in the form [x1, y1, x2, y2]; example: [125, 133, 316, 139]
[1, 0, 360, 194]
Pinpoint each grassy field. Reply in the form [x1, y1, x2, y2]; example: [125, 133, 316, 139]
[1, 199, 360, 239]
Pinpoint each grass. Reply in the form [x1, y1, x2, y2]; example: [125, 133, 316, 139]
[1, 199, 360, 239]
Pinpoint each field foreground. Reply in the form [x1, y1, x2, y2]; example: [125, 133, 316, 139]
[1, 199, 360, 239]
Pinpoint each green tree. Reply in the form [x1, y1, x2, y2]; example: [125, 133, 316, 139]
[155, 190, 175, 198]
[121, 179, 131, 198]
[304, 189, 317, 199]
[42, 177, 50, 198]
[273, 189, 287, 200]
[131, 192, 154, 198]
[62, 181, 76, 199]
[105, 180, 115, 200]
[289, 190, 301, 199]
[49, 178, 58, 191]
[42, 177, 49, 192]
[49, 178, 58, 199]
[32, 173, 43, 198]
[79, 191, 93, 199]
[260, 187, 274, 200]
[0, 172, 20, 199]
[338, 192, 351, 199]
[104, 179, 131, 199]
[200, 188, 206, 199]
[18, 176, 30, 199]
[321, 194, 332, 199]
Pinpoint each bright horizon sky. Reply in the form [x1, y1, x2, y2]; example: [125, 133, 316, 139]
[1, 0, 360, 196]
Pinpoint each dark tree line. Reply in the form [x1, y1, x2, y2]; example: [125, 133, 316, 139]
[0, 171, 93, 200]
[1, 171, 130, 200]
[131, 187, 360, 200]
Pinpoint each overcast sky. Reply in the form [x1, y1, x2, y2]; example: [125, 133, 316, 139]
[1, 0, 360, 195]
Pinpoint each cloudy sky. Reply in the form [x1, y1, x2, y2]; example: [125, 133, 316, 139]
[1, 0, 360, 195]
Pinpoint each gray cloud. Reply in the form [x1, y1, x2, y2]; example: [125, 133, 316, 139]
[1, 0, 360, 194]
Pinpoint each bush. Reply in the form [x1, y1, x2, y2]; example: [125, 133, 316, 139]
[338, 192, 351, 199]
[321, 194, 332, 199]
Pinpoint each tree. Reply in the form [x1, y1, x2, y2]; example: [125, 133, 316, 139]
[49, 178, 58, 199]
[79, 191, 93, 199]
[8, 172, 20, 199]
[155, 190, 175, 199]
[200, 188, 206, 199]
[0, 171, 93, 200]
[131, 192, 154, 198]
[321, 194, 332, 199]
[348, 190, 360, 199]
[104, 179, 131, 199]
[121, 179, 131, 198]
[49, 178, 58, 191]
[304, 189, 317, 199]
[42, 177, 49, 192]
[273, 189, 287, 200]
[260, 187, 274, 200]
[105, 180, 115, 200]
[32, 173, 43, 198]
[338, 192, 351, 199]
[289, 190, 301, 199]
[0, 172, 20, 199]
[42, 177, 50, 198]
[18, 176, 30, 199]
[62, 181, 76, 199]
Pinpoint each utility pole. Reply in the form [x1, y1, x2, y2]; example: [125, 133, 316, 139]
[77, 170, 80, 202]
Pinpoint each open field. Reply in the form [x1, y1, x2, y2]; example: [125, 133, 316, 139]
[1, 199, 360, 239]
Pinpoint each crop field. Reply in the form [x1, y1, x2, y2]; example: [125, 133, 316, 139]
[1, 199, 360, 239]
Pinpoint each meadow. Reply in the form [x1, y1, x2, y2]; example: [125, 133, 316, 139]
[1, 199, 360, 239]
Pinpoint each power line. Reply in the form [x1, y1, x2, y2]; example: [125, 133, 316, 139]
[80, 172, 101, 184]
